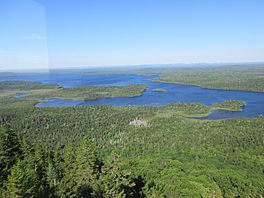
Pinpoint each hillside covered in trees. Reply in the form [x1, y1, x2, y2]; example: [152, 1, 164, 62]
[0, 87, 263, 197]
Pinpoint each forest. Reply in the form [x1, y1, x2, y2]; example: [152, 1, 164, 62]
[0, 81, 58, 98]
[151, 65, 264, 92]
[1, 0, 264, 195]
[211, 100, 246, 111]
[0, 81, 147, 101]
[0, 79, 263, 197]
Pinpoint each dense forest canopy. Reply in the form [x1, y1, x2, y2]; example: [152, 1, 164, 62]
[0, 65, 264, 197]
[0, 81, 147, 101]
[152, 65, 264, 92]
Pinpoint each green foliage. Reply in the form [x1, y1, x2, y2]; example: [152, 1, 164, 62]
[0, 101, 263, 197]
[58, 138, 100, 197]
[0, 72, 264, 197]
[99, 153, 136, 197]
[25, 84, 147, 100]
[153, 65, 264, 92]
[0, 81, 147, 102]
[0, 125, 144, 197]
[212, 100, 246, 111]
[0, 81, 57, 91]
[0, 124, 22, 187]
[0, 81, 58, 98]
[3, 156, 43, 197]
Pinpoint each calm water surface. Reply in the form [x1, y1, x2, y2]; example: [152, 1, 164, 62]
[1, 73, 264, 120]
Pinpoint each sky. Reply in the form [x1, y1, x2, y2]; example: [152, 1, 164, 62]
[0, 0, 264, 70]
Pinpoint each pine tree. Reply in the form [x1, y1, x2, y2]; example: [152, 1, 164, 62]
[33, 144, 50, 196]
[46, 147, 63, 197]
[99, 153, 135, 198]
[46, 160, 58, 197]
[3, 155, 42, 197]
[0, 124, 22, 187]
[57, 142, 78, 197]
[58, 138, 101, 197]
[74, 137, 101, 197]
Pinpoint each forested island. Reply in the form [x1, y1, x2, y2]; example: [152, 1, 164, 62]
[0, 81, 147, 101]
[0, 81, 58, 98]
[0, 70, 263, 197]
[211, 100, 246, 111]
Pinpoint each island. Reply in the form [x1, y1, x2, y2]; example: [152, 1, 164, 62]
[211, 100, 246, 111]
[26, 84, 147, 100]
[0, 81, 147, 101]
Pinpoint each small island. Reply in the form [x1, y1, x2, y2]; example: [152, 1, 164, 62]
[211, 100, 246, 111]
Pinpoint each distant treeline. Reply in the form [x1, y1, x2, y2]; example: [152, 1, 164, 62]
[152, 65, 264, 92]
[0, 81, 58, 91]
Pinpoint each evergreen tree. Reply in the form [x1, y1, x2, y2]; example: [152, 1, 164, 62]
[58, 138, 101, 197]
[99, 153, 135, 198]
[74, 137, 100, 197]
[46, 148, 63, 197]
[57, 142, 78, 197]
[0, 124, 22, 187]
[33, 144, 51, 196]
[3, 156, 42, 197]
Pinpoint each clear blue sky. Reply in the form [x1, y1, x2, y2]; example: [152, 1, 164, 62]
[1, 0, 264, 69]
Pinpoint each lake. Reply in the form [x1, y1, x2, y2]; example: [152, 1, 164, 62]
[1, 73, 264, 120]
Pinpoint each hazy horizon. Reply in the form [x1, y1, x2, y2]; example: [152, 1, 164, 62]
[1, 61, 264, 73]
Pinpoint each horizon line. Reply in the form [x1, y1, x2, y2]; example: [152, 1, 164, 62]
[1, 61, 264, 73]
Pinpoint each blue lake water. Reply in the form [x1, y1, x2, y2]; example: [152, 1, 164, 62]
[1, 73, 264, 120]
